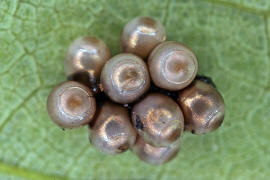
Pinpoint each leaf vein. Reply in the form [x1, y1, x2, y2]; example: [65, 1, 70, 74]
[0, 161, 67, 180]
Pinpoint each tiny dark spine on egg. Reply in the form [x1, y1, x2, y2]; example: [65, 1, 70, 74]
[67, 71, 102, 95]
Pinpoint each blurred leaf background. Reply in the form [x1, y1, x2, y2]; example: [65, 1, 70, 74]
[0, 0, 270, 179]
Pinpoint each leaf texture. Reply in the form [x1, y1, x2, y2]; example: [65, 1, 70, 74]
[0, 0, 269, 179]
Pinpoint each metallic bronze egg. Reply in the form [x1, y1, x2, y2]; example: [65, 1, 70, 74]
[47, 81, 96, 129]
[132, 136, 181, 165]
[101, 53, 150, 104]
[132, 93, 184, 147]
[178, 80, 225, 134]
[65, 36, 111, 81]
[121, 16, 166, 59]
[89, 102, 136, 154]
[148, 41, 198, 91]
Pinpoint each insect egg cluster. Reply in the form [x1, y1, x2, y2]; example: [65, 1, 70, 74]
[47, 16, 225, 165]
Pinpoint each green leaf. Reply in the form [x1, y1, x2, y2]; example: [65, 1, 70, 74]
[0, 0, 269, 179]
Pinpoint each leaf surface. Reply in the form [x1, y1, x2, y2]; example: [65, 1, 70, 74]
[0, 0, 269, 179]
